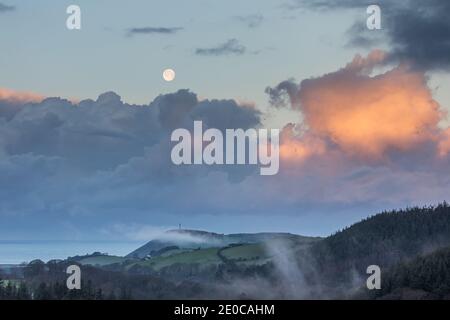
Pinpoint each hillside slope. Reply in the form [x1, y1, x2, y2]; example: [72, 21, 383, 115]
[127, 229, 319, 259]
[355, 246, 450, 300]
[300, 203, 450, 289]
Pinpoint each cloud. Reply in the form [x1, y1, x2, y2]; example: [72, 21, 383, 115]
[286, 0, 393, 10]
[104, 224, 175, 241]
[345, 21, 385, 48]
[234, 14, 264, 28]
[0, 88, 261, 172]
[384, 0, 450, 70]
[110, 224, 225, 244]
[195, 39, 246, 56]
[279, 125, 326, 162]
[267, 50, 443, 158]
[154, 89, 198, 131]
[265, 79, 300, 108]
[0, 87, 269, 239]
[0, 88, 44, 103]
[0, 2, 14, 12]
[0, 88, 45, 121]
[191, 99, 261, 131]
[127, 27, 183, 36]
[290, 0, 450, 71]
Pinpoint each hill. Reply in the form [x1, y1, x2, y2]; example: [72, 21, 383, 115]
[121, 231, 320, 283]
[295, 203, 450, 293]
[127, 229, 319, 259]
[353, 246, 450, 300]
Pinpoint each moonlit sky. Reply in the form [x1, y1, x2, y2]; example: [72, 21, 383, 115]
[2, 1, 350, 104]
[2, 1, 450, 121]
[1, 0, 450, 241]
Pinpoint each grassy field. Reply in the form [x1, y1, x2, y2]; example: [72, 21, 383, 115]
[128, 247, 222, 271]
[157, 248, 189, 257]
[221, 243, 267, 260]
[124, 243, 273, 271]
[77, 255, 127, 266]
[77, 235, 320, 272]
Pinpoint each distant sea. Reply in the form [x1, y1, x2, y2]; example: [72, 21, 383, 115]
[0, 240, 144, 264]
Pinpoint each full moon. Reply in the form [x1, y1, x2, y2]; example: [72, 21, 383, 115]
[163, 68, 176, 82]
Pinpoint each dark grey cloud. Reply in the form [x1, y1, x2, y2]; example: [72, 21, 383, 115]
[195, 39, 246, 56]
[127, 27, 183, 36]
[191, 99, 261, 131]
[345, 21, 385, 48]
[1, 90, 261, 173]
[0, 88, 266, 233]
[0, 100, 26, 120]
[0, 2, 14, 12]
[290, 0, 450, 71]
[234, 14, 264, 28]
[286, 0, 392, 10]
[384, 0, 450, 70]
[154, 89, 198, 131]
[265, 79, 300, 108]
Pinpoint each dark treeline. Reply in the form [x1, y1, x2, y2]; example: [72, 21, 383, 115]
[306, 202, 450, 285]
[368, 246, 450, 299]
[0, 281, 31, 300]
[0, 279, 108, 300]
[0, 259, 197, 300]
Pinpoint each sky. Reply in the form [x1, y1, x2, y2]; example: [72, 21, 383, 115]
[1, 0, 450, 240]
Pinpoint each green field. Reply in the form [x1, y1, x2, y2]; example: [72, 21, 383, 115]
[158, 248, 189, 257]
[77, 255, 127, 266]
[124, 243, 274, 271]
[221, 243, 267, 260]
[128, 247, 222, 271]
